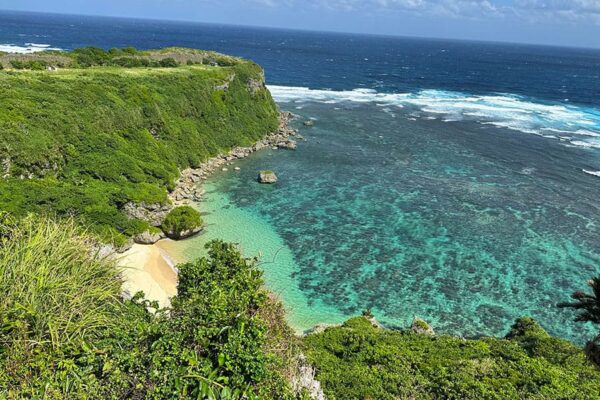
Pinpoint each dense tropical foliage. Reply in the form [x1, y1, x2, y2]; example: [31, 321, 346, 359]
[559, 276, 600, 366]
[0, 48, 279, 245]
[0, 215, 302, 399]
[304, 316, 600, 399]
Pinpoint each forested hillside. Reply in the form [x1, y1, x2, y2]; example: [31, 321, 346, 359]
[0, 48, 279, 245]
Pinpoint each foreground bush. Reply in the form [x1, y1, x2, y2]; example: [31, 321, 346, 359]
[0, 216, 299, 399]
[559, 276, 600, 366]
[304, 316, 600, 400]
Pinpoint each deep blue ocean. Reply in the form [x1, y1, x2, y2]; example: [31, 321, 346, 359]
[3, 10, 600, 343]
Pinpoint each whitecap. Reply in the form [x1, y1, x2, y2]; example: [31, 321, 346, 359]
[0, 43, 62, 54]
[25, 43, 51, 48]
[267, 85, 600, 150]
[583, 169, 600, 177]
[520, 167, 536, 175]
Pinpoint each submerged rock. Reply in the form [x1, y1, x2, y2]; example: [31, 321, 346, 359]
[277, 140, 297, 150]
[258, 170, 278, 184]
[303, 119, 315, 126]
[411, 317, 435, 336]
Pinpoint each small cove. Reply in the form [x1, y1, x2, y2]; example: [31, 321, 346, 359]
[160, 98, 600, 344]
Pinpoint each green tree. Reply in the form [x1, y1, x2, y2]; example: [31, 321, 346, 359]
[558, 276, 600, 365]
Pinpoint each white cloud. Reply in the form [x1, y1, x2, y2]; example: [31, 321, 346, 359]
[513, 0, 600, 23]
[247, 0, 600, 24]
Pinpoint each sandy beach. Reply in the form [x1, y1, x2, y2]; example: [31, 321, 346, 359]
[119, 243, 178, 308]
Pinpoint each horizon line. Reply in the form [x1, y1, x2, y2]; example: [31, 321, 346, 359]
[1, 8, 600, 52]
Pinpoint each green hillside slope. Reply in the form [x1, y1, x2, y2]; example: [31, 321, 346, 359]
[0, 48, 279, 245]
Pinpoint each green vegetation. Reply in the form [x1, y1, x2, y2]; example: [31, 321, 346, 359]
[0, 213, 122, 350]
[304, 316, 600, 400]
[0, 216, 302, 399]
[0, 47, 279, 245]
[161, 205, 203, 238]
[0, 46, 244, 70]
[414, 318, 430, 331]
[559, 276, 600, 366]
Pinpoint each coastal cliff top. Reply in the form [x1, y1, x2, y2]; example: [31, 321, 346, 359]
[0, 46, 251, 70]
[0, 46, 278, 246]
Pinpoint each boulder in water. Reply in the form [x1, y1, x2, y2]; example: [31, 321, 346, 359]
[258, 170, 278, 184]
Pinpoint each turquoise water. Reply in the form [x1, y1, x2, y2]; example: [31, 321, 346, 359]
[160, 179, 349, 331]
[164, 96, 600, 344]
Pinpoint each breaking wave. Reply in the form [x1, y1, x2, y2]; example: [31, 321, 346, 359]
[267, 85, 600, 150]
[0, 43, 62, 54]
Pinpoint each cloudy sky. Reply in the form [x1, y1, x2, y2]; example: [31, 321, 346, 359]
[2, 0, 600, 47]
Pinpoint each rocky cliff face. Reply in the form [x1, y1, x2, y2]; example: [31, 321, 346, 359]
[168, 111, 297, 206]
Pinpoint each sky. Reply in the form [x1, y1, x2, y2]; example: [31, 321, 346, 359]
[1, 0, 600, 48]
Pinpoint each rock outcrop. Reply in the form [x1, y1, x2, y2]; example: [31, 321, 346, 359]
[133, 229, 166, 245]
[123, 202, 172, 227]
[164, 226, 203, 240]
[291, 354, 326, 400]
[411, 317, 435, 336]
[258, 170, 278, 184]
[303, 323, 340, 335]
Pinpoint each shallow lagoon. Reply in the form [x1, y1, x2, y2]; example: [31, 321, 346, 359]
[162, 94, 600, 344]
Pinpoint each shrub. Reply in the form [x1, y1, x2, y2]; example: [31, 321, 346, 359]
[9, 60, 25, 69]
[159, 57, 178, 68]
[0, 216, 297, 398]
[304, 316, 600, 399]
[414, 318, 430, 331]
[28, 61, 47, 70]
[161, 206, 203, 238]
[72, 46, 111, 67]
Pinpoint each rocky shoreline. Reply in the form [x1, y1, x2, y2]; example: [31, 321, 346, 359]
[169, 111, 298, 205]
[119, 111, 298, 248]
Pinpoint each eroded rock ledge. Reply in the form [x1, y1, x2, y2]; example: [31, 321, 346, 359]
[170, 111, 297, 206]
[118, 111, 297, 248]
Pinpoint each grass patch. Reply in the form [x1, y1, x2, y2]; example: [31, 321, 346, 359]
[0, 216, 301, 399]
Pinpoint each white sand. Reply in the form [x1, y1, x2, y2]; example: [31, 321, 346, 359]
[119, 243, 178, 308]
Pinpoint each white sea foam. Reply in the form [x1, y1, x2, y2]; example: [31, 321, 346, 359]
[583, 169, 600, 177]
[0, 43, 62, 54]
[267, 85, 600, 150]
